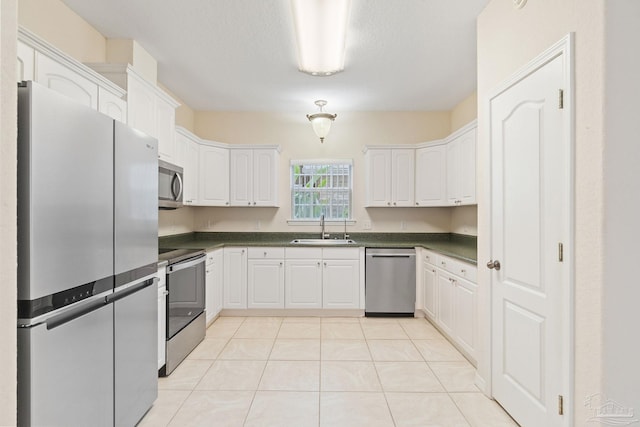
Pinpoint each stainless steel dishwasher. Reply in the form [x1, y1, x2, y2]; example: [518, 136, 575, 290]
[365, 248, 416, 316]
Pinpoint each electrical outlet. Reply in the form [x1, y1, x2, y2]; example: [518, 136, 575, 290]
[400, 220, 406, 230]
[363, 220, 372, 230]
[207, 220, 213, 229]
[255, 220, 261, 230]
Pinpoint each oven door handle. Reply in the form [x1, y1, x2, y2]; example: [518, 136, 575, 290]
[168, 254, 206, 273]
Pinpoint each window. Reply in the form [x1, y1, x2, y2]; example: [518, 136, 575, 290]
[291, 160, 352, 220]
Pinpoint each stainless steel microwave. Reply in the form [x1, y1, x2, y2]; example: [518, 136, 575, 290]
[158, 160, 183, 209]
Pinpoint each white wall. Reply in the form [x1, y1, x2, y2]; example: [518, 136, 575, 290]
[0, 0, 18, 424]
[477, 0, 608, 424]
[602, 0, 640, 412]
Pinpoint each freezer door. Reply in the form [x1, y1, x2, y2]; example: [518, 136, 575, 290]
[114, 279, 158, 426]
[114, 121, 158, 274]
[17, 300, 114, 427]
[17, 82, 114, 301]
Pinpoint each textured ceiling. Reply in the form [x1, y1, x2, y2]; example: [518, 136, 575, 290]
[61, 0, 489, 112]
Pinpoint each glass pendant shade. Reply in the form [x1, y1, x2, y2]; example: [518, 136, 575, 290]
[306, 101, 336, 143]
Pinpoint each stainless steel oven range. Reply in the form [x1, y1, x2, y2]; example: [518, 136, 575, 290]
[158, 248, 206, 376]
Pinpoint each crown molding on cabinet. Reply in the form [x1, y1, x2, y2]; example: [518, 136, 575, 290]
[18, 26, 126, 98]
[175, 126, 281, 152]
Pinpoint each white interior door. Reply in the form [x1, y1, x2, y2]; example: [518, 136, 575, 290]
[490, 51, 570, 427]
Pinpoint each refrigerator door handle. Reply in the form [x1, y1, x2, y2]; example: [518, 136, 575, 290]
[107, 278, 155, 304]
[171, 172, 183, 202]
[45, 297, 109, 330]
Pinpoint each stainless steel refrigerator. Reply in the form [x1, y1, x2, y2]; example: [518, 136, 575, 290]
[17, 81, 158, 427]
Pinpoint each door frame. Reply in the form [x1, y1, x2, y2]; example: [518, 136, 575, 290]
[481, 33, 575, 426]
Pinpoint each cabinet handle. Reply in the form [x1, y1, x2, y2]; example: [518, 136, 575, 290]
[206, 269, 210, 273]
[441, 261, 446, 266]
[387, 202, 391, 206]
[416, 202, 419, 206]
[242, 249, 245, 254]
[324, 262, 327, 267]
[432, 269, 436, 273]
[253, 202, 257, 205]
[247, 202, 251, 205]
[225, 201, 229, 205]
[461, 269, 466, 273]
[393, 202, 397, 206]
[264, 251, 267, 257]
[280, 262, 283, 266]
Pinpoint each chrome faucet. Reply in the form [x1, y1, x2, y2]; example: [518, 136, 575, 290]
[320, 214, 330, 239]
[343, 217, 350, 240]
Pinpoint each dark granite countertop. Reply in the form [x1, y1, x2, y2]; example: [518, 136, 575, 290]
[159, 232, 477, 264]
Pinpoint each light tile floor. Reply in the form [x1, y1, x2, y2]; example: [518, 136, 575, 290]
[140, 316, 520, 427]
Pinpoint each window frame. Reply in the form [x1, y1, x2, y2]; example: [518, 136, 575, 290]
[289, 159, 353, 223]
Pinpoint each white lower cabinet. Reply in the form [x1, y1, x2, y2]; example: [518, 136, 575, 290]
[157, 265, 167, 370]
[205, 248, 224, 324]
[323, 258, 360, 309]
[284, 259, 323, 308]
[223, 248, 247, 309]
[422, 249, 478, 363]
[247, 248, 285, 309]
[422, 261, 437, 321]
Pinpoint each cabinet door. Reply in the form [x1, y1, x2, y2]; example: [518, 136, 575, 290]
[98, 87, 127, 123]
[157, 266, 167, 370]
[323, 259, 360, 309]
[285, 259, 323, 308]
[453, 277, 477, 358]
[156, 97, 177, 163]
[422, 263, 437, 320]
[253, 149, 279, 207]
[248, 259, 285, 308]
[127, 76, 157, 139]
[365, 149, 391, 206]
[35, 53, 98, 109]
[229, 149, 253, 206]
[446, 140, 461, 205]
[213, 250, 224, 315]
[391, 149, 415, 206]
[458, 129, 477, 205]
[199, 145, 230, 206]
[436, 270, 455, 336]
[223, 248, 247, 309]
[17, 40, 35, 82]
[205, 262, 216, 324]
[183, 139, 200, 205]
[415, 145, 446, 206]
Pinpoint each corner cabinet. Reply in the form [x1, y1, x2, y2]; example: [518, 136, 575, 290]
[175, 129, 201, 205]
[446, 126, 476, 206]
[229, 148, 279, 207]
[415, 144, 447, 206]
[364, 148, 415, 207]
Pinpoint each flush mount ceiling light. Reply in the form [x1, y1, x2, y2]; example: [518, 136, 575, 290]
[290, 0, 351, 76]
[307, 100, 337, 143]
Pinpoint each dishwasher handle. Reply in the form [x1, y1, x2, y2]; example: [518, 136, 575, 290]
[369, 254, 414, 258]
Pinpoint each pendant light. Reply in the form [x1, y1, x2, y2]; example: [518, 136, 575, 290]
[306, 100, 337, 143]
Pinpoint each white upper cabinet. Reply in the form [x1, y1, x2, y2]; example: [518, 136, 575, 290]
[229, 148, 279, 207]
[17, 28, 127, 121]
[199, 144, 230, 206]
[87, 63, 180, 163]
[365, 148, 414, 207]
[175, 128, 201, 205]
[446, 125, 476, 206]
[35, 53, 99, 109]
[415, 144, 447, 206]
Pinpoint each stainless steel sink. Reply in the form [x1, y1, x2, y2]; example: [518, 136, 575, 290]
[290, 238, 357, 246]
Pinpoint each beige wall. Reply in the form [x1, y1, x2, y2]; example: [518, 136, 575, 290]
[0, 0, 18, 424]
[478, 0, 605, 424]
[18, 0, 106, 62]
[450, 92, 477, 133]
[106, 39, 157, 84]
[193, 110, 454, 233]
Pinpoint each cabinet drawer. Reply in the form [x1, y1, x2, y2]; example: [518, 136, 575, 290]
[322, 247, 360, 260]
[248, 247, 285, 259]
[285, 247, 323, 259]
[454, 262, 477, 282]
[422, 250, 439, 266]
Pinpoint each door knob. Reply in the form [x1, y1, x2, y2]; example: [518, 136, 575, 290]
[486, 260, 501, 270]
